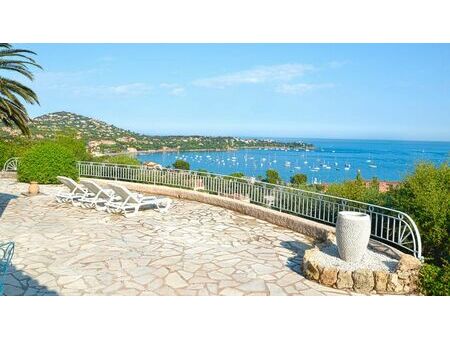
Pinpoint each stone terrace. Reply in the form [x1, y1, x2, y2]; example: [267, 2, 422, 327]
[0, 178, 354, 296]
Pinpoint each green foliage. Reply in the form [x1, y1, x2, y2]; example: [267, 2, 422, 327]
[419, 263, 450, 296]
[264, 169, 282, 185]
[229, 172, 245, 178]
[18, 141, 78, 184]
[0, 139, 32, 167]
[93, 155, 140, 166]
[325, 172, 386, 205]
[388, 162, 450, 266]
[173, 159, 190, 170]
[0, 43, 42, 135]
[290, 173, 307, 186]
[54, 131, 91, 161]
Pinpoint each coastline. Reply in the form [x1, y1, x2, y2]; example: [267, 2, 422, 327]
[103, 145, 314, 157]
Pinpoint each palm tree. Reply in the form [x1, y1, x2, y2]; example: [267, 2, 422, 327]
[0, 43, 42, 136]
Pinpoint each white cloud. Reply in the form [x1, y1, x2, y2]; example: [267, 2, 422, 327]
[160, 83, 186, 96]
[73, 82, 152, 97]
[192, 63, 315, 88]
[276, 83, 334, 95]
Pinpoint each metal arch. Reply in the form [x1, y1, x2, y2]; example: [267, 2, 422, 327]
[2, 157, 19, 172]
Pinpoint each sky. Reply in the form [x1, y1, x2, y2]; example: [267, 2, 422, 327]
[14, 44, 450, 141]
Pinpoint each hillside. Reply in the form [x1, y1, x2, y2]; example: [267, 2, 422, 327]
[0, 111, 314, 154]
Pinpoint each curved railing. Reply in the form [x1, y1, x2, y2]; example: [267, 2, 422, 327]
[2, 157, 19, 172]
[76, 161, 422, 259]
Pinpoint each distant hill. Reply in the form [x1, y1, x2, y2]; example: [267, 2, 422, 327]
[0, 111, 314, 154]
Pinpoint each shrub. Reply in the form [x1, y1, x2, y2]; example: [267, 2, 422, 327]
[18, 141, 78, 184]
[173, 159, 190, 170]
[290, 173, 307, 186]
[419, 263, 450, 296]
[0, 139, 32, 168]
[93, 155, 140, 166]
[0, 142, 17, 168]
[387, 162, 450, 266]
[325, 173, 386, 205]
[54, 132, 91, 161]
[229, 172, 245, 178]
[264, 169, 282, 185]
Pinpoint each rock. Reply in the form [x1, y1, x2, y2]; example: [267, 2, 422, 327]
[352, 269, 374, 293]
[304, 259, 320, 281]
[397, 271, 411, 280]
[374, 271, 389, 292]
[320, 267, 338, 286]
[397, 255, 421, 272]
[325, 231, 336, 245]
[407, 271, 419, 293]
[387, 273, 403, 293]
[336, 270, 353, 289]
[303, 248, 321, 281]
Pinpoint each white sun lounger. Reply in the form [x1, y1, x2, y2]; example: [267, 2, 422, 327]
[105, 183, 172, 217]
[56, 176, 93, 204]
[79, 179, 119, 210]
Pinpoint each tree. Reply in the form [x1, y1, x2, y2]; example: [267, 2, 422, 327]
[387, 162, 450, 266]
[0, 43, 42, 136]
[229, 172, 245, 178]
[264, 169, 282, 185]
[290, 173, 307, 186]
[173, 159, 190, 170]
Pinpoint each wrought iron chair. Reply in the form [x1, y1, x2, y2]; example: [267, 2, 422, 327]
[0, 242, 15, 295]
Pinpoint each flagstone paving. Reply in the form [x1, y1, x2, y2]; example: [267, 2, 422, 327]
[0, 179, 353, 296]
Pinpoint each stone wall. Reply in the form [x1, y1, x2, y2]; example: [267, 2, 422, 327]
[0, 172, 17, 179]
[303, 247, 421, 295]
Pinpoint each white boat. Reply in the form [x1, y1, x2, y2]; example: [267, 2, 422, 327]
[369, 164, 377, 168]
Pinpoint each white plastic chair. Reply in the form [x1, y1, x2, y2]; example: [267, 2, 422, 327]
[79, 179, 118, 210]
[56, 176, 92, 204]
[105, 183, 172, 217]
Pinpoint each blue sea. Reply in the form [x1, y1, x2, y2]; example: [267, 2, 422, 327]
[136, 139, 450, 184]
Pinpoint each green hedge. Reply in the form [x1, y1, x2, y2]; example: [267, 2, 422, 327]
[18, 142, 78, 184]
[0, 139, 31, 168]
[419, 263, 450, 296]
[173, 159, 190, 170]
[388, 163, 450, 266]
[92, 155, 141, 166]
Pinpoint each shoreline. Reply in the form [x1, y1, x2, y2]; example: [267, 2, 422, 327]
[103, 145, 314, 157]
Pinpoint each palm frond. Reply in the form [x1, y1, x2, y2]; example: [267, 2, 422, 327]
[0, 43, 42, 135]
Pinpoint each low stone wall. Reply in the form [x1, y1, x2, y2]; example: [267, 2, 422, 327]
[303, 247, 421, 295]
[0, 172, 17, 179]
[89, 178, 334, 241]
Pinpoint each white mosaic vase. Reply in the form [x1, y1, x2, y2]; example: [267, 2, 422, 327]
[336, 211, 371, 263]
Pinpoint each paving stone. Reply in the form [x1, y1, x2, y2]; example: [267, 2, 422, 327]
[267, 283, 287, 296]
[219, 288, 245, 296]
[165, 272, 188, 288]
[238, 279, 266, 293]
[0, 178, 348, 296]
